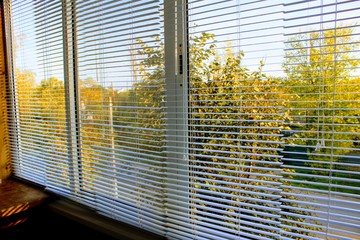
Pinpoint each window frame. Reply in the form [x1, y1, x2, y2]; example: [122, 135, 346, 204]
[3, 0, 360, 239]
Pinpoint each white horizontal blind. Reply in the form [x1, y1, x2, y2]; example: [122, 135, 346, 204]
[5, 0, 360, 239]
[75, 0, 166, 235]
[184, 0, 360, 240]
[184, 1, 285, 239]
[282, 0, 360, 239]
[8, 0, 71, 191]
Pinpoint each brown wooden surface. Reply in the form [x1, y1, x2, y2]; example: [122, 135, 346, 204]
[0, 179, 48, 218]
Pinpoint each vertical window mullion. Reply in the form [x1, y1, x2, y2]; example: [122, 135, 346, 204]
[61, 0, 81, 194]
[164, 0, 190, 235]
[2, 0, 18, 177]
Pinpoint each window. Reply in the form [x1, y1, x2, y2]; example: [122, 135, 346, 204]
[4, 0, 359, 239]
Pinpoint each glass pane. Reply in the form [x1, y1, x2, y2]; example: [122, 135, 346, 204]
[283, 0, 360, 238]
[11, 0, 70, 190]
[187, 1, 284, 238]
[76, 0, 166, 233]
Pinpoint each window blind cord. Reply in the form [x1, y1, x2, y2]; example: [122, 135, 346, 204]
[43, 1, 50, 186]
[110, 82, 117, 199]
[326, 1, 338, 238]
[97, 2, 105, 209]
[316, 0, 326, 152]
[130, 2, 142, 228]
[235, 0, 243, 237]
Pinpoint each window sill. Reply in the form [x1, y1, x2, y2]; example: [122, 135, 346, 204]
[1, 177, 165, 240]
[47, 197, 166, 240]
[0, 177, 49, 229]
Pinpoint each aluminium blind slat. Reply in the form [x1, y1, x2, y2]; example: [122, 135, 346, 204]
[282, 164, 360, 175]
[281, 204, 360, 222]
[86, 178, 164, 206]
[82, 136, 164, 152]
[184, 0, 360, 239]
[90, 149, 165, 168]
[10, 0, 68, 187]
[76, 0, 166, 236]
[284, 169, 360, 181]
[87, 190, 165, 218]
[93, 195, 165, 220]
[283, 2, 360, 237]
[166, 212, 281, 240]
[185, 3, 285, 239]
[281, 199, 360, 214]
[88, 162, 164, 185]
[75, 0, 159, 24]
[76, 12, 160, 34]
[282, 185, 360, 199]
[166, 207, 279, 226]
[79, 21, 159, 43]
[89, 153, 165, 175]
[76, 20, 161, 43]
[280, 210, 359, 230]
[166, 220, 275, 240]
[166, 190, 282, 210]
[89, 147, 166, 164]
[280, 209, 360, 225]
[165, 212, 280, 235]
[77, 36, 160, 55]
[89, 196, 166, 232]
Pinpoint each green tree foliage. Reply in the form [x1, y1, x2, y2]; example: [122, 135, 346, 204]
[109, 37, 167, 206]
[15, 71, 111, 188]
[136, 32, 319, 238]
[14, 70, 69, 184]
[283, 25, 360, 193]
[37, 77, 67, 158]
[79, 77, 113, 189]
[128, 37, 165, 159]
[15, 24, 359, 238]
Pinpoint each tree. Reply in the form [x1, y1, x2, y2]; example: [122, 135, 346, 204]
[283, 25, 360, 193]
[14, 69, 38, 134]
[14, 69, 113, 189]
[135, 32, 319, 238]
[128, 36, 165, 158]
[78, 78, 114, 190]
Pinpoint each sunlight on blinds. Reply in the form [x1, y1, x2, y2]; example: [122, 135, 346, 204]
[75, 0, 166, 235]
[5, 0, 359, 239]
[9, 0, 70, 190]
[282, 0, 360, 239]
